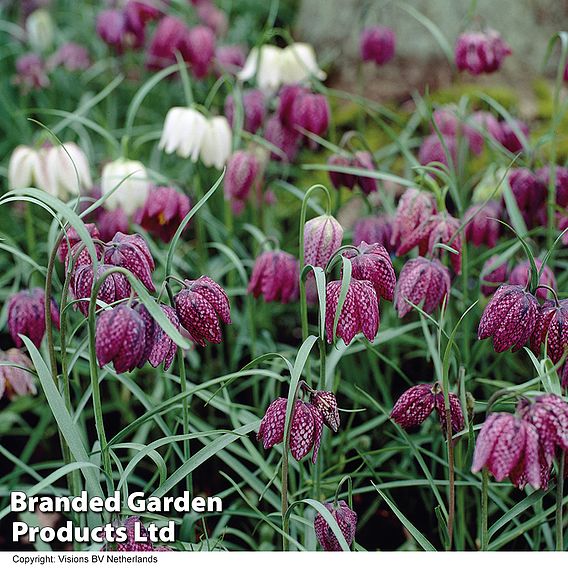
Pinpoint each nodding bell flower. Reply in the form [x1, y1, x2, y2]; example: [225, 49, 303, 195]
[183, 25, 216, 79]
[134, 186, 191, 243]
[472, 412, 545, 490]
[14, 53, 49, 92]
[174, 276, 231, 346]
[279, 42, 327, 85]
[455, 29, 511, 75]
[7, 288, 60, 348]
[101, 158, 150, 217]
[96, 305, 146, 373]
[224, 150, 260, 207]
[464, 201, 502, 248]
[47, 42, 91, 72]
[327, 154, 356, 191]
[391, 188, 437, 249]
[215, 44, 246, 75]
[360, 25, 395, 65]
[97, 208, 130, 242]
[196, 2, 228, 37]
[26, 9, 54, 52]
[517, 395, 568, 469]
[57, 223, 100, 263]
[289, 92, 330, 138]
[478, 284, 538, 353]
[224, 89, 266, 134]
[391, 383, 464, 436]
[509, 259, 556, 301]
[103, 232, 155, 292]
[8, 145, 41, 190]
[352, 151, 378, 195]
[72, 264, 131, 317]
[537, 165, 568, 209]
[344, 242, 396, 302]
[97, 8, 145, 52]
[146, 16, 191, 70]
[257, 397, 324, 463]
[394, 257, 451, 318]
[530, 299, 568, 363]
[304, 214, 344, 270]
[325, 279, 379, 345]
[418, 134, 458, 168]
[314, 500, 357, 552]
[353, 215, 394, 252]
[264, 114, 301, 162]
[498, 119, 529, 154]
[0, 349, 36, 400]
[480, 256, 509, 297]
[310, 390, 340, 432]
[507, 168, 546, 228]
[432, 107, 485, 155]
[397, 213, 462, 274]
[248, 251, 299, 304]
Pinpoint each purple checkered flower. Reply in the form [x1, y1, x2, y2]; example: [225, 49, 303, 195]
[114, 516, 171, 551]
[304, 215, 344, 270]
[478, 284, 538, 352]
[57, 223, 100, 263]
[464, 201, 502, 248]
[290, 92, 330, 139]
[360, 26, 396, 65]
[224, 150, 260, 206]
[530, 299, 568, 363]
[344, 242, 396, 302]
[264, 114, 301, 162]
[507, 168, 546, 228]
[352, 215, 394, 252]
[325, 279, 379, 345]
[498, 119, 529, 154]
[174, 276, 231, 346]
[257, 398, 324, 463]
[224, 89, 265, 134]
[248, 250, 299, 304]
[103, 232, 156, 293]
[7, 288, 60, 348]
[472, 412, 544, 490]
[327, 154, 356, 191]
[95, 305, 146, 373]
[455, 30, 511, 75]
[310, 390, 340, 432]
[391, 188, 436, 249]
[509, 259, 556, 301]
[394, 257, 451, 318]
[480, 256, 509, 297]
[352, 151, 378, 195]
[314, 500, 357, 551]
[418, 134, 458, 168]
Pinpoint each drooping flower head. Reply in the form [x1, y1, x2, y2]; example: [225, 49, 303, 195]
[360, 26, 396, 65]
[394, 257, 451, 318]
[146, 16, 191, 70]
[183, 25, 216, 79]
[146, 304, 181, 370]
[327, 154, 356, 191]
[57, 223, 100, 263]
[134, 186, 190, 243]
[289, 92, 330, 139]
[478, 284, 538, 352]
[391, 188, 436, 249]
[455, 29, 511, 75]
[95, 305, 146, 373]
[509, 259, 556, 301]
[174, 276, 231, 346]
[7, 288, 60, 348]
[343, 242, 396, 302]
[14, 52, 49, 91]
[530, 299, 568, 363]
[310, 390, 340, 432]
[224, 89, 266, 134]
[325, 279, 379, 345]
[480, 256, 509, 297]
[314, 500, 357, 552]
[0, 349, 36, 400]
[101, 158, 150, 217]
[352, 215, 394, 252]
[507, 168, 546, 228]
[498, 119, 529, 154]
[304, 214, 344, 270]
[224, 150, 260, 208]
[352, 151, 378, 195]
[264, 114, 301, 162]
[464, 201, 502, 248]
[47, 42, 91, 72]
[418, 134, 458, 168]
[248, 251, 299, 304]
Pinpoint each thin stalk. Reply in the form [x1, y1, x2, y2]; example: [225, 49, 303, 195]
[481, 468, 489, 550]
[445, 408, 455, 550]
[556, 451, 565, 551]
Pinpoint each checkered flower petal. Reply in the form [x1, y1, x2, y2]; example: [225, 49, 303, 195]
[391, 188, 436, 249]
[147, 305, 180, 370]
[248, 251, 299, 304]
[314, 500, 357, 551]
[434, 391, 465, 436]
[290, 400, 316, 461]
[116, 517, 154, 552]
[391, 384, 435, 429]
[257, 397, 287, 449]
[310, 390, 340, 432]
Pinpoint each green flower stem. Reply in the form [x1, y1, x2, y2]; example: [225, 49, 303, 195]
[193, 171, 208, 275]
[556, 451, 565, 551]
[25, 202, 36, 265]
[444, 407, 456, 550]
[481, 468, 489, 550]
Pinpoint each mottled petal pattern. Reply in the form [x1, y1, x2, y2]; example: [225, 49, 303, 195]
[314, 500, 357, 551]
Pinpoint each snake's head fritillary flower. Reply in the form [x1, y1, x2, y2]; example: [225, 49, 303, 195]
[507, 168, 546, 228]
[146, 16, 191, 70]
[26, 9, 54, 52]
[391, 384, 435, 429]
[7, 288, 59, 348]
[517, 394, 568, 470]
[238, 45, 283, 91]
[352, 215, 394, 252]
[498, 119, 529, 153]
[257, 398, 324, 463]
[391, 188, 436, 248]
[478, 284, 538, 352]
[397, 212, 462, 274]
[464, 201, 501, 248]
[159, 106, 208, 161]
[200, 116, 232, 170]
[264, 114, 301, 162]
[394, 257, 451, 318]
[57, 223, 100, 263]
[290, 92, 330, 139]
[455, 30, 511, 75]
[224, 89, 266, 134]
[530, 299, 568, 363]
[327, 154, 356, 191]
[360, 25, 395, 65]
[279, 42, 326, 85]
[0, 349, 36, 400]
[215, 44, 246, 75]
[537, 165, 568, 208]
[47, 42, 91, 72]
[184, 25, 216, 79]
[131, 301, 154, 368]
[97, 208, 130, 242]
[174, 276, 231, 346]
[310, 390, 340, 432]
[95, 305, 146, 373]
[432, 107, 484, 155]
[8, 145, 39, 190]
[304, 214, 344, 269]
[344, 242, 396, 302]
[101, 158, 150, 217]
[103, 232, 155, 292]
[248, 250, 299, 304]
[418, 134, 458, 168]
[314, 500, 357, 552]
[277, 84, 308, 128]
[134, 186, 190, 243]
[472, 412, 543, 490]
[224, 150, 260, 209]
[196, 2, 228, 37]
[72, 264, 131, 317]
[96, 9, 142, 52]
[509, 259, 556, 301]
[434, 390, 465, 437]
[14, 53, 49, 92]
[480, 255, 509, 297]
[325, 279, 379, 345]
[115, 517, 154, 552]
[352, 151, 378, 195]
[147, 305, 181, 370]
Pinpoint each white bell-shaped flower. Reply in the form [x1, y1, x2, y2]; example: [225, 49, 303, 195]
[101, 158, 150, 216]
[200, 116, 232, 170]
[159, 107, 209, 161]
[280, 42, 326, 85]
[238, 45, 284, 91]
[44, 143, 93, 199]
[8, 145, 40, 190]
